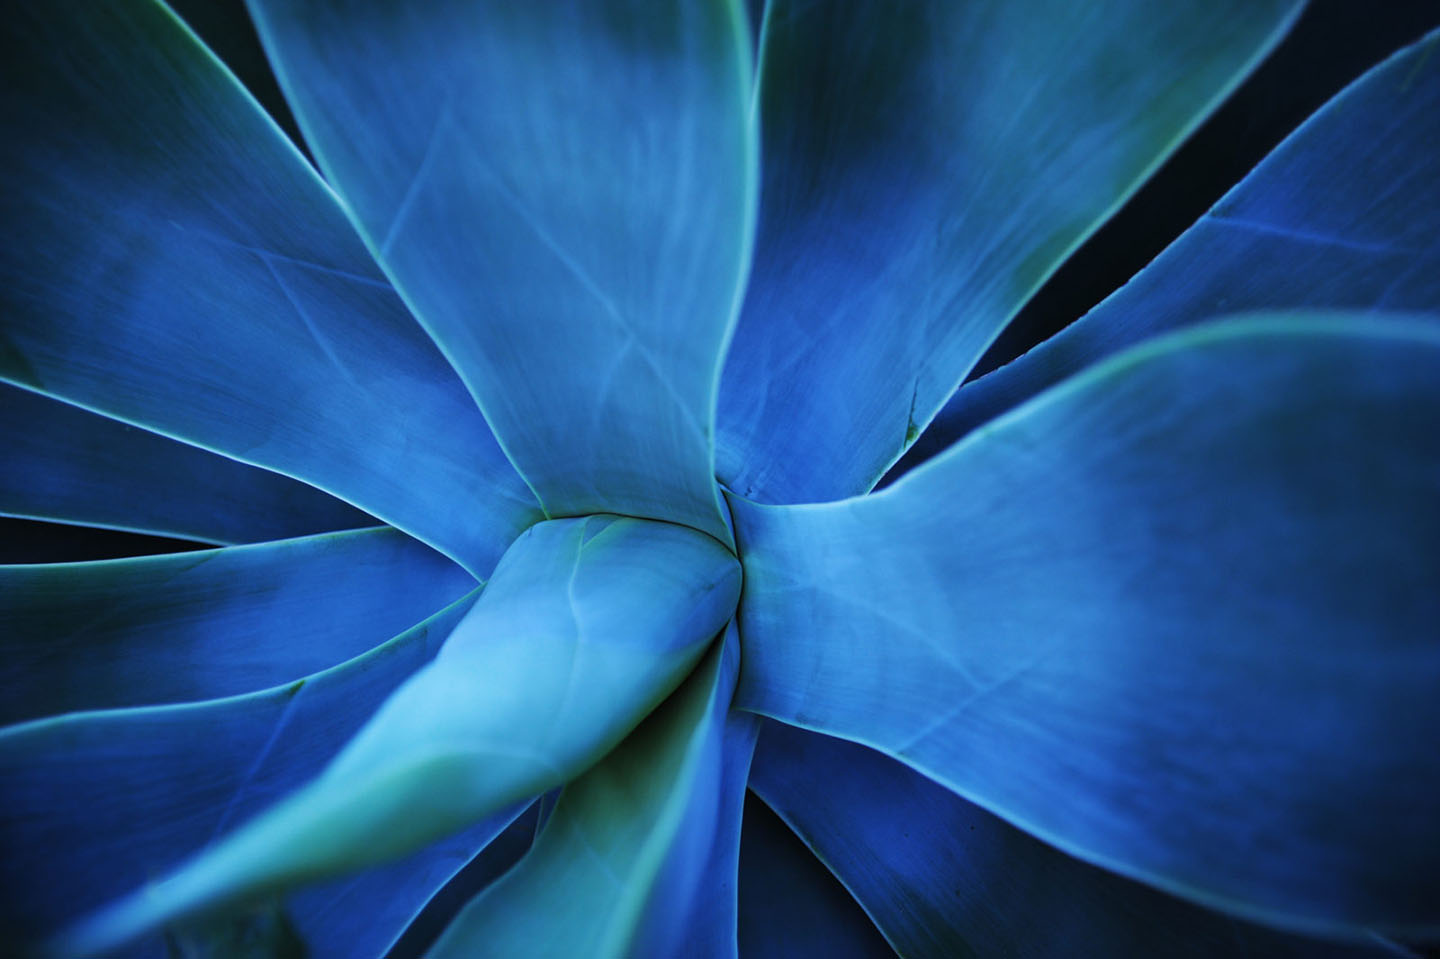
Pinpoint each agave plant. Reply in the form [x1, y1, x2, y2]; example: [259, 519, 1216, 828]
[3, 0, 1439, 955]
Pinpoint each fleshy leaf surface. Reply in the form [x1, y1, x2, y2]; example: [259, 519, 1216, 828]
[0, 384, 372, 544]
[903, 26, 1440, 471]
[0, 0, 540, 576]
[0, 592, 480, 954]
[729, 315, 1440, 937]
[385, 801, 546, 959]
[248, 0, 757, 542]
[429, 626, 751, 958]
[166, 802, 531, 959]
[671, 705, 760, 955]
[751, 720, 1393, 957]
[0, 527, 474, 725]
[286, 803, 527, 959]
[715, 0, 1303, 503]
[63, 515, 741, 954]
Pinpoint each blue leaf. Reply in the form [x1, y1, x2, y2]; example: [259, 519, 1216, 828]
[751, 720, 1396, 957]
[902, 27, 1440, 476]
[0, 384, 371, 544]
[0, 591, 479, 953]
[61, 515, 740, 955]
[0, 526, 475, 725]
[169, 801, 533, 959]
[674, 705, 760, 955]
[715, 0, 1303, 503]
[386, 801, 545, 959]
[248, 0, 757, 543]
[0, 0, 540, 576]
[428, 625, 751, 958]
[737, 791, 893, 959]
[285, 803, 527, 959]
[728, 314, 1440, 937]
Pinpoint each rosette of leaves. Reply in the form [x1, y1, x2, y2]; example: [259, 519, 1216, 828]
[2, 0, 1438, 956]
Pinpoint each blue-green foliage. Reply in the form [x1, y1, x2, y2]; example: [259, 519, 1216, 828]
[899, 22, 1440, 475]
[1, 0, 1438, 956]
[717, 0, 1304, 503]
[749, 721, 1384, 957]
[731, 316, 1440, 937]
[247, 0, 755, 545]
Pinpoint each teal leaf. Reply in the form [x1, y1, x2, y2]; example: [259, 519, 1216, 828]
[715, 0, 1303, 503]
[429, 625, 748, 958]
[674, 704, 760, 955]
[62, 515, 740, 955]
[751, 720, 1394, 957]
[0, 592, 482, 952]
[907, 27, 1440, 472]
[728, 314, 1440, 937]
[0, 384, 371, 544]
[247, 0, 757, 543]
[737, 791, 894, 959]
[163, 898, 306, 959]
[0, 526, 475, 725]
[0, 0, 540, 576]
[286, 804, 528, 959]
[386, 801, 546, 958]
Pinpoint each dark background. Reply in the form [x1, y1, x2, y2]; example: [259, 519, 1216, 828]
[4, 0, 1440, 565]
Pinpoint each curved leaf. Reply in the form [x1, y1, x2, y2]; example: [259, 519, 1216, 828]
[678, 705, 760, 955]
[62, 515, 741, 955]
[0, 384, 371, 544]
[0, 0, 540, 576]
[737, 791, 894, 959]
[0, 591, 479, 953]
[248, 0, 757, 543]
[903, 26, 1440, 473]
[715, 0, 1303, 503]
[286, 802, 528, 959]
[429, 626, 749, 958]
[385, 801, 545, 959]
[729, 314, 1440, 937]
[0, 526, 475, 726]
[165, 801, 532, 959]
[751, 720, 1394, 957]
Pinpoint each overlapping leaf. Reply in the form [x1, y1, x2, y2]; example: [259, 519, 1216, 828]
[0, 527, 474, 724]
[429, 626, 753, 957]
[63, 516, 740, 954]
[730, 314, 1440, 938]
[715, 0, 1303, 503]
[737, 792, 894, 959]
[8, 0, 1439, 955]
[248, 0, 756, 542]
[286, 804, 528, 959]
[751, 721, 1391, 957]
[0, 385, 371, 544]
[0, 0, 540, 576]
[0, 592, 483, 954]
[385, 802, 546, 958]
[902, 25, 1440, 472]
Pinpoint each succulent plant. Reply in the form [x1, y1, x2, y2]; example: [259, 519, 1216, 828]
[2, 0, 1438, 956]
